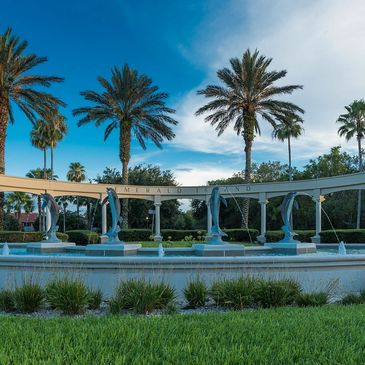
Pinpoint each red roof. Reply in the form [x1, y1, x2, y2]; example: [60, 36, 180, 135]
[10, 212, 38, 223]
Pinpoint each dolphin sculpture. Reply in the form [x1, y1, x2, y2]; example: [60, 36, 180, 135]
[41, 193, 61, 242]
[101, 188, 122, 242]
[208, 187, 227, 244]
[279, 192, 299, 243]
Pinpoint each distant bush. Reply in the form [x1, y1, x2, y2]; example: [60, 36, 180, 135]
[320, 229, 365, 243]
[13, 282, 45, 313]
[255, 279, 302, 308]
[0, 290, 15, 312]
[0, 231, 68, 243]
[66, 230, 99, 245]
[110, 279, 175, 314]
[46, 277, 90, 315]
[4, 214, 20, 231]
[184, 280, 209, 308]
[296, 292, 328, 307]
[223, 229, 259, 242]
[266, 230, 315, 243]
[119, 229, 153, 242]
[211, 277, 257, 309]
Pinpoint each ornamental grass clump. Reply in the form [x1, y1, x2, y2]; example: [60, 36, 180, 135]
[87, 289, 102, 310]
[184, 279, 209, 308]
[46, 277, 90, 315]
[296, 292, 328, 307]
[255, 279, 302, 308]
[0, 289, 15, 312]
[110, 279, 175, 315]
[13, 282, 45, 313]
[341, 293, 364, 305]
[210, 277, 257, 310]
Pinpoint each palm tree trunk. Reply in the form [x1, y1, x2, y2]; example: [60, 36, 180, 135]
[288, 135, 293, 181]
[0, 96, 9, 230]
[356, 137, 363, 229]
[50, 146, 54, 180]
[76, 196, 79, 228]
[120, 123, 131, 229]
[43, 148, 47, 179]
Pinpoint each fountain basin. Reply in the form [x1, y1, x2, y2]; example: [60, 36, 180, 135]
[85, 243, 142, 256]
[26, 242, 76, 254]
[265, 241, 317, 254]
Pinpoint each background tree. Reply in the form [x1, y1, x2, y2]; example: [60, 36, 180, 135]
[5, 192, 33, 220]
[196, 49, 304, 228]
[74, 64, 178, 228]
[66, 162, 86, 225]
[31, 120, 49, 179]
[337, 99, 365, 229]
[272, 117, 304, 181]
[0, 28, 64, 228]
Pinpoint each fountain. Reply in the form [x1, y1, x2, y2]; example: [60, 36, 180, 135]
[158, 243, 165, 257]
[2, 242, 10, 256]
[338, 241, 347, 255]
[193, 187, 245, 256]
[85, 188, 141, 256]
[265, 192, 317, 254]
[27, 193, 75, 253]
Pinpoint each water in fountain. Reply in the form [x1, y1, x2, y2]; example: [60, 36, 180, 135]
[225, 190, 253, 244]
[158, 243, 165, 257]
[338, 241, 347, 255]
[2, 242, 10, 256]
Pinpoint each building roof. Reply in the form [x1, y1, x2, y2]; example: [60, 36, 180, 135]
[10, 212, 38, 224]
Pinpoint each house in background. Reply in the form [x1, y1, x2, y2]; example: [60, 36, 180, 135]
[10, 213, 38, 232]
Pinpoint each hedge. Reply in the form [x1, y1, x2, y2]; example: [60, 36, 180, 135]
[319, 229, 365, 243]
[0, 231, 68, 243]
[66, 230, 100, 245]
[266, 230, 315, 243]
[222, 229, 258, 242]
[119, 229, 153, 242]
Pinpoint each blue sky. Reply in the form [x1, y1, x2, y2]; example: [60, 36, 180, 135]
[1, 0, 365, 185]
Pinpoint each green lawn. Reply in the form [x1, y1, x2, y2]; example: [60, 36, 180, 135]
[1, 305, 365, 364]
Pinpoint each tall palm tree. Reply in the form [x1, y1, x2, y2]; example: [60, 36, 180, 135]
[196, 49, 304, 227]
[6, 192, 33, 220]
[0, 28, 64, 228]
[26, 168, 57, 231]
[66, 162, 86, 222]
[31, 120, 49, 179]
[337, 99, 365, 229]
[272, 117, 304, 181]
[73, 64, 178, 228]
[44, 111, 67, 179]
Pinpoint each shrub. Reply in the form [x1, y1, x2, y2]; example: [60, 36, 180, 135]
[266, 230, 315, 243]
[223, 229, 259, 242]
[66, 230, 99, 245]
[255, 279, 302, 308]
[210, 277, 257, 310]
[88, 289, 102, 310]
[110, 279, 175, 314]
[13, 282, 45, 313]
[341, 293, 364, 305]
[296, 292, 328, 307]
[119, 229, 153, 242]
[0, 290, 15, 312]
[184, 280, 208, 308]
[0, 231, 68, 243]
[46, 278, 90, 315]
[320, 229, 365, 243]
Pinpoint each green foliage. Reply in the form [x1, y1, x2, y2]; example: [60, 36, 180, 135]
[320, 229, 365, 243]
[46, 278, 90, 315]
[265, 230, 315, 243]
[0, 231, 68, 243]
[183, 280, 208, 307]
[13, 282, 45, 313]
[66, 230, 99, 245]
[296, 292, 328, 307]
[341, 293, 364, 305]
[210, 277, 256, 309]
[4, 214, 20, 231]
[88, 289, 102, 310]
[255, 279, 302, 308]
[110, 279, 175, 314]
[119, 229, 153, 241]
[0, 290, 15, 312]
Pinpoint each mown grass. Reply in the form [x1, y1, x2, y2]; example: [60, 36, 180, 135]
[1, 305, 365, 364]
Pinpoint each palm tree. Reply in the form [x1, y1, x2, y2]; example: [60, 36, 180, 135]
[73, 64, 178, 228]
[66, 162, 86, 223]
[31, 120, 49, 179]
[0, 28, 64, 228]
[26, 168, 57, 231]
[6, 192, 33, 220]
[196, 49, 304, 227]
[272, 117, 304, 181]
[337, 99, 365, 229]
[44, 111, 67, 179]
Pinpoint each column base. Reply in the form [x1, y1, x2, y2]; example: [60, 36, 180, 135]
[154, 235, 163, 242]
[311, 235, 321, 244]
[257, 234, 266, 244]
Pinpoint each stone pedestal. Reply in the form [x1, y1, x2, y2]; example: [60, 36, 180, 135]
[193, 243, 245, 257]
[26, 242, 76, 254]
[85, 243, 141, 256]
[264, 242, 317, 254]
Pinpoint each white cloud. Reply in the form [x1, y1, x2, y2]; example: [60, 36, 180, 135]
[170, 0, 365, 167]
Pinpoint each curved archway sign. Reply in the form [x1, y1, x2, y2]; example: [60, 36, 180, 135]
[1, 172, 365, 250]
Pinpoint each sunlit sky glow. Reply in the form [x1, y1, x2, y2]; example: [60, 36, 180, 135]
[2, 0, 365, 186]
